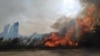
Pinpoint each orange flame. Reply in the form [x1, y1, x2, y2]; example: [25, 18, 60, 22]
[44, 27, 77, 47]
[44, 7, 95, 47]
[77, 6, 95, 33]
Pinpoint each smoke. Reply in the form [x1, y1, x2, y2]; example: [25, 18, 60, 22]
[50, 0, 100, 45]
[79, 0, 100, 16]
[80, 0, 100, 7]
[51, 16, 73, 29]
[0, 0, 66, 35]
[52, 0, 100, 30]
[51, 15, 76, 34]
[80, 0, 100, 27]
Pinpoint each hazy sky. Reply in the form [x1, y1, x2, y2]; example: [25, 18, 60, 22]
[0, 0, 81, 35]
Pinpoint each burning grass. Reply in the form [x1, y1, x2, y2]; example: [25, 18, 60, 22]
[0, 5, 100, 50]
[43, 6, 98, 47]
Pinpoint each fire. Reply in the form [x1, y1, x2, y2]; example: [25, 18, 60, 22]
[44, 7, 95, 47]
[77, 6, 95, 33]
[44, 27, 78, 47]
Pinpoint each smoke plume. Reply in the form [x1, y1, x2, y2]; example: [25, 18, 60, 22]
[80, 0, 100, 7]
[52, 0, 100, 31]
[44, 0, 100, 47]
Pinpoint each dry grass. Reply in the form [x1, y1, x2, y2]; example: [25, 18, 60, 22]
[0, 49, 100, 56]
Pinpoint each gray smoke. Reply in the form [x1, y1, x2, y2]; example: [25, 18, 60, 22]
[80, 0, 100, 7]
[79, 0, 100, 17]
[52, 0, 100, 30]
[51, 16, 73, 30]
[80, 0, 100, 27]
[51, 0, 100, 42]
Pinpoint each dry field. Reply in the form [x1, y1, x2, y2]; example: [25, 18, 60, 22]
[0, 49, 100, 56]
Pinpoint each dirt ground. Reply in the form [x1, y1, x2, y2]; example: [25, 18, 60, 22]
[0, 49, 100, 56]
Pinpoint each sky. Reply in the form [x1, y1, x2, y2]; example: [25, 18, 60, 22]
[0, 0, 81, 35]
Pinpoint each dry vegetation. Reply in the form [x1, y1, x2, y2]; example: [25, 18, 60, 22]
[0, 49, 100, 56]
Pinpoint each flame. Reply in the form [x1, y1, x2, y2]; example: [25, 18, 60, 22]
[44, 27, 78, 47]
[44, 7, 95, 47]
[77, 6, 95, 32]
